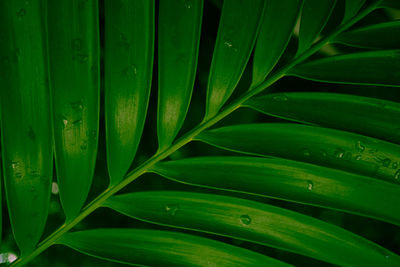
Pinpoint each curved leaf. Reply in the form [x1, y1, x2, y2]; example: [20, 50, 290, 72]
[0, 0, 52, 254]
[47, 0, 100, 220]
[334, 20, 400, 49]
[288, 50, 400, 87]
[59, 228, 288, 266]
[157, 0, 203, 150]
[104, 0, 155, 184]
[197, 123, 400, 184]
[105, 191, 400, 266]
[298, 0, 336, 54]
[151, 157, 400, 226]
[380, 0, 400, 8]
[205, 0, 265, 119]
[252, 0, 302, 87]
[343, 0, 366, 23]
[243, 92, 400, 144]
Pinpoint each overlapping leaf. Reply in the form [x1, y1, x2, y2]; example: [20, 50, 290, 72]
[0, 0, 52, 254]
[59, 228, 288, 266]
[105, 0, 155, 184]
[105, 191, 400, 266]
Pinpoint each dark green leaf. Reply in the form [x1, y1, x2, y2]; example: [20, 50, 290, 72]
[59, 228, 288, 266]
[252, 0, 302, 87]
[151, 157, 400, 226]
[205, 0, 265, 119]
[298, 0, 336, 54]
[105, 0, 154, 184]
[244, 93, 400, 144]
[47, 0, 100, 220]
[288, 50, 400, 87]
[380, 0, 400, 9]
[0, 0, 52, 254]
[334, 20, 400, 49]
[343, 0, 366, 22]
[105, 191, 400, 266]
[157, 0, 203, 150]
[197, 123, 400, 184]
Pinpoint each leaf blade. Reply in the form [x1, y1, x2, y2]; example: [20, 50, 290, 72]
[105, 0, 155, 184]
[157, 0, 203, 150]
[47, 0, 100, 220]
[334, 20, 400, 49]
[59, 228, 288, 266]
[197, 123, 400, 184]
[205, 0, 265, 119]
[151, 157, 400, 226]
[105, 191, 400, 267]
[252, 0, 302, 87]
[343, 0, 366, 22]
[0, 0, 52, 254]
[288, 50, 400, 87]
[298, 0, 336, 54]
[243, 92, 400, 144]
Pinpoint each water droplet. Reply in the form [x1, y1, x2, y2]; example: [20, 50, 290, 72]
[307, 180, 313, 191]
[11, 162, 18, 169]
[320, 150, 327, 158]
[394, 170, 400, 180]
[78, 54, 88, 63]
[224, 40, 233, 48]
[72, 38, 82, 51]
[16, 8, 26, 17]
[122, 64, 137, 79]
[356, 141, 365, 152]
[392, 162, 398, 169]
[240, 215, 251, 225]
[335, 148, 345, 158]
[355, 155, 362, 161]
[71, 100, 84, 111]
[385, 255, 391, 260]
[184, 0, 192, 8]
[272, 94, 288, 101]
[63, 119, 68, 127]
[165, 204, 179, 216]
[52, 182, 59, 194]
[80, 140, 88, 150]
[302, 149, 311, 157]
[382, 158, 391, 167]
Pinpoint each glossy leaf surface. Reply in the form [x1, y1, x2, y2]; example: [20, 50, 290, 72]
[47, 0, 100, 220]
[289, 50, 400, 87]
[205, 0, 265, 119]
[252, 0, 302, 87]
[197, 123, 400, 184]
[335, 20, 400, 49]
[105, 0, 154, 184]
[157, 0, 203, 150]
[0, 0, 52, 254]
[105, 191, 400, 266]
[152, 157, 400, 226]
[59, 228, 287, 266]
[244, 92, 400, 144]
[298, 0, 336, 54]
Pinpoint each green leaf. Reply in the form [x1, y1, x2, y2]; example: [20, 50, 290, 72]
[380, 0, 400, 8]
[0, 0, 52, 254]
[47, 0, 100, 220]
[334, 20, 400, 49]
[59, 228, 288, 266]
[252, 0, 302, 87]
[343, 0, 366, 23]
[104, 0, 154, 184]
[288, 50, 400, 87]
[157, 0, 203, 150]
[196, 123, 400, 184]
[298, 0, 336, 54]
[205, 0, 265, 119]
[244, 93, 400, 144]
[105, 191, 400, 266]
[151, 157, 400, 226]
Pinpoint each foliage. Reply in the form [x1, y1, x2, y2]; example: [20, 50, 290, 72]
[0, 0, 399, 266]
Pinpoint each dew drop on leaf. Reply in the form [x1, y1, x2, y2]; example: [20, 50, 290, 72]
[302, 149, 311, 157]
[184, 0, 192, 9]
[382, 158, 391, 167]
[165, 204, 179, 216]
[356, 141, 365, 152]
[240, 215, 251, 225]
[394, 170, 400, 180]
[307, 180, 313, 191]
[355, 155, 362, 161]
[335, 148, 345, 158]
